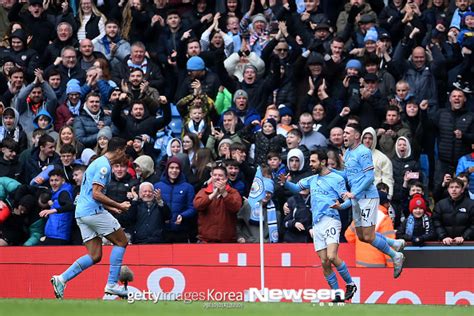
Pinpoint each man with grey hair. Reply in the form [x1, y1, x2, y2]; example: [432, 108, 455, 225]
[44, 46, 86, 92]
[42, 22, 78, 67]
[112, 41, 164, 91]
[123, 182, 171, 244]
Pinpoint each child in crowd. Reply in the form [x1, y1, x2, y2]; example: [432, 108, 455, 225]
[242, 118, 286, 166]
[396, 194, 435, 246]
[267, 151, 287, 181]
[183, 105, 210, 146]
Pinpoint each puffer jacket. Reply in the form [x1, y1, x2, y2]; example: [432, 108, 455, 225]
[73, 107, 112, 147]
[433, 106, 474, 164]
[154, 158, 196, 233]
[433, 195, 474, 240]
[44, 182, 75, 241]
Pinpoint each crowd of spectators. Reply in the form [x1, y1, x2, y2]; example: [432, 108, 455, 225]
[0, 0, 473, 247]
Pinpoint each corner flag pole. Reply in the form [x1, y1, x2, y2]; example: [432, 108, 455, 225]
[258, 201, 265, 291]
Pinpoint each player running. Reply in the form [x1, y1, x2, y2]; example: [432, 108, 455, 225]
[280, 149, 357, 302]
[341, 124, 405, 278]
[51, 137, 131, 299]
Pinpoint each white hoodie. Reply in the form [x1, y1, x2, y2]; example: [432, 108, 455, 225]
[362, 127, 394, 196]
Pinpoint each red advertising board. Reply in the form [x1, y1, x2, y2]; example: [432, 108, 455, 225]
[0, 244, 472, 305]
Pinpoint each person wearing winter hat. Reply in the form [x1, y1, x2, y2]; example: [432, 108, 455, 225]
[233, 89, 248, 103]
[95, 126, 113, 156]
[186, 56, 206, 72]
[364, 27, 378, 43]
[217, 138, 233, 161]
[229, 89, 261, 133]
[176, 55, 220, 102]
[54, 79, 83, 132]
[364, 27, 378, 54]
[241, 116, 286, 166]
[345, 59, 362, 72]
[278, 105, 295, 135]
[252, 13, 267, 25]
[396, 193, 435, 246]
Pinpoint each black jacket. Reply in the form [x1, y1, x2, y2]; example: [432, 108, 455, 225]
[21, 146, 60, 184]
[8, 3, 55, 54]
[396, 214, 435, 245]
[283, 194, 312, 243]
[77, 13, 101, 40]
[433, 195, 474, 240]
[106, 173, 140, 229]
[0, 156, 21, 180]
[112, 57, 165, 92]
[112, 101, 171, 140]
[125, 200, 171, 244]
[44, 63, 87, 93]
[432, 107, 474, 165]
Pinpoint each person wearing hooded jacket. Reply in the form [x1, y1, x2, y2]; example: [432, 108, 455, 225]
[0, 29, 40, 81]
[134, 155, 160, 186]
[15, 73, 58, 137]
[154, 156, 197, 243]
[0, 107, 28, 154]
[33, 108, 59, 142]
[391, 136, 420, 226]
[362, 127, 394, 197]
[7, 0, 55, 54]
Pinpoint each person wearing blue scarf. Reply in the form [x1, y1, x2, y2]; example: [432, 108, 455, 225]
[247, 165, 279, 243]
[93, 20, 131, 66]
[396, 194, 435, 246]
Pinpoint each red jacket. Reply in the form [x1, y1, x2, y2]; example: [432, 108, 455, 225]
[55, 101, 73, 132]
[194, 183, 242, 242]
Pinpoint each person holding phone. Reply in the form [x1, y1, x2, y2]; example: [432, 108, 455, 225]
[391, 136, 421, 227]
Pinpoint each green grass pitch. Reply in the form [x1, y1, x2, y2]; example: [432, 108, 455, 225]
[0, 299, 471, 316]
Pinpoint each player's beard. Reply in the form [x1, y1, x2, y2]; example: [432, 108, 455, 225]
[312, 165, 322, 174]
